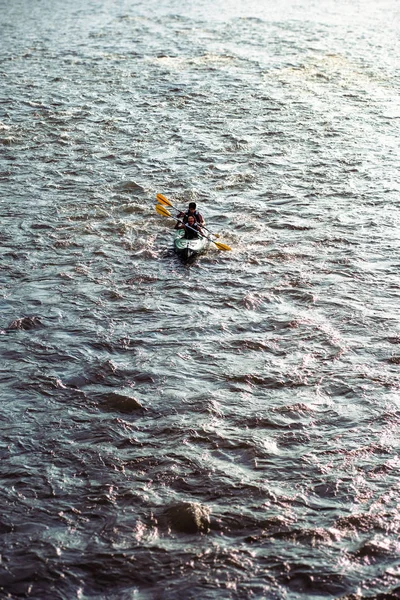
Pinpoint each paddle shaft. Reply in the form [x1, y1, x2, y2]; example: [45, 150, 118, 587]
[175, 217, 209, 241]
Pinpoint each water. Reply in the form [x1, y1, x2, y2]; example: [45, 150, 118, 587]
[1, 0, 400, 598]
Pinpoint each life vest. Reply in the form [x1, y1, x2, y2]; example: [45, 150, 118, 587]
[184, 222, 200, 239]
[183, 210, 203, 225]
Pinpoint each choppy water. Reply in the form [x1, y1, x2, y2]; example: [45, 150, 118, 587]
[1, 0, 400, 598]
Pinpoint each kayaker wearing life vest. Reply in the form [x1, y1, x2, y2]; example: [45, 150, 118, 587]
[175, 215, 204, 239]
[177, 202, 205, 226]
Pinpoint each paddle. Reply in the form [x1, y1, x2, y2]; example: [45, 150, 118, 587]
[156, 193, 220, 239]
[155, 204, 232, 252]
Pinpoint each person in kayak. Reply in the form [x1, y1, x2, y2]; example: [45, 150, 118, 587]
[175, 215, 204, 239]
[177, 202, 205, 226]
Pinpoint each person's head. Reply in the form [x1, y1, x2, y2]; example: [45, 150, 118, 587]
[188, 202, 196, 213]
[187, 215, 196, 226]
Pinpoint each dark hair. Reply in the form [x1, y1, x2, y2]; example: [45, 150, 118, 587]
[188, 202, 196, 210]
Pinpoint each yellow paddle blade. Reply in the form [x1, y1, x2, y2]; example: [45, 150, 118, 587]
[155, 204, 172, 217]
[156, 193, 173, 207]
[214, 241, 232, 251]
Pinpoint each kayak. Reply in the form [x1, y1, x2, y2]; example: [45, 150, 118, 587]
[173, 229, 210, 262]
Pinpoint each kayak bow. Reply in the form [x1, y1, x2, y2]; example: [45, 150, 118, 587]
[173, 228, 210, 263]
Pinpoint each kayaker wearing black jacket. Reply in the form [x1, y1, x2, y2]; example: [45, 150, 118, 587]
[175, 215, 204, 239]
[177, 202, 205, 226]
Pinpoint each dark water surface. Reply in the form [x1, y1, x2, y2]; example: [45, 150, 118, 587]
[1, 0, 400, 598]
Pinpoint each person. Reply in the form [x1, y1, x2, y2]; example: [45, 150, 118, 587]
[177, 202, 205, 226]
[175, 215, 204, 239]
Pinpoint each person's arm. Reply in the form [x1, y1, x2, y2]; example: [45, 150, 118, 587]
[175, 221, 184, 230]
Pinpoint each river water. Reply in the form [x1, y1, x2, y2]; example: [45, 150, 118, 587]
[1, 0, 400, 598]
